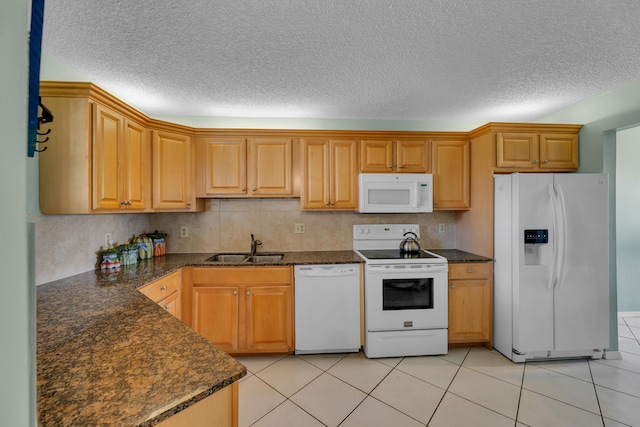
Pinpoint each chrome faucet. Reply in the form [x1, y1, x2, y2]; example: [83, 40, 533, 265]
[250, 234, 262, 255]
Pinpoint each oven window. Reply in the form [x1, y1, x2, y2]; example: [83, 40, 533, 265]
[382, 278, 433, 310]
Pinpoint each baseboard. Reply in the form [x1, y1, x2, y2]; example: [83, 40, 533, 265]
[618, 311, 640, 317]
[603, 350, 622, 360]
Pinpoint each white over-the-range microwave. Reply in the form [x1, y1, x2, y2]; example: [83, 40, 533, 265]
[358, 173, 433, 213]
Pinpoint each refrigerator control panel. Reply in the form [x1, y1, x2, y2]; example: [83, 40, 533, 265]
[524, 229, 548, 244]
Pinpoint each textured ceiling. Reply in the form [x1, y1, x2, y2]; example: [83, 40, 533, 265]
[42, 0, 640, 123]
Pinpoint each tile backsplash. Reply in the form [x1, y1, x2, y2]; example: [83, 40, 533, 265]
[33, 199, 455, 285]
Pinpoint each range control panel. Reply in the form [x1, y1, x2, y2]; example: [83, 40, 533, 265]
[524, 229, 548, 244]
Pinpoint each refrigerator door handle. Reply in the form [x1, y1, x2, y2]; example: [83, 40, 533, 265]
[548, 184, 559, 291]
[555, 183, 569, 291]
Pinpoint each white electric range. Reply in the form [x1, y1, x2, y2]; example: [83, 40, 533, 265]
[353, 224, 449, 358]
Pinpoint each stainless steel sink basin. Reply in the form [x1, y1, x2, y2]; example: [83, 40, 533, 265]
[206, 253, 250, 262]
[246, 254, 284, 263]
[206, 253, 284, 263]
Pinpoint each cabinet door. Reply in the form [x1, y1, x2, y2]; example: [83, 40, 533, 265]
[330, 139, 358, 210]
[158, 290, 182, 321]
[193, 286, 239, 353]
[248, 138, 293, 196]
[539, 133, 578, 170]
[432, 139, 470, 210]
[448, 279, 491, 343]
[203, 138, 247, 195]
[93, 103, 124, 210]
[360, 140, 393, 172]
[152, 130, 194, 210]
[241, 285, 293, 352]
[122, 119, 149, 210]
[396, 140, 429, 173]
[496, 133, 539, 169]
[301, 139, 330, 209]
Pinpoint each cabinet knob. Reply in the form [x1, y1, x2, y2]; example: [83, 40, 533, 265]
[467, 269, 472, 273]
[542, 160, 548, 164]
[450, 285, 455, 288]
[120, 201, 126, 206]
[330, 201, 335, 206]
[233, 290, 237, 295]
[160, 286, 168, 291]
[387, 165, 393, 168]
[252, 188, 256, 192]
[246, 291, 250, 296]
[533, 159, 539, 164]
[187, 201, 191, 206]
[163, 304, 171, 310]
[398, 164, 404, 168]
[242, 188, 246, 192]
[325, 202, 330, 206]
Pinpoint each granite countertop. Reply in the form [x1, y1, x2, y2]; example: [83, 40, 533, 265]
[36, 250, 363, 426]
[427, 249, 493, 263]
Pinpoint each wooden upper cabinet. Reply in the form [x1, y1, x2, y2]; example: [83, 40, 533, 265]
[200, 138, 247, 195]
[496, 131, 578, 172]
[93, 103, 124, 210]
[539, 133, 579, 170]
[152, 129, 198, 211]
[301, 139, 358, 210]
[360, 140, 393, 172]
[432, 139, 470, 210]
[496, 133, 538, 169]
[39, 89, 151, 214]
[93, 106, 149, 211]
[197, 137, 293, 197]
[122, 119, 148, 210]
[360, 139, 429, 173]
[248, 138, 293, 196]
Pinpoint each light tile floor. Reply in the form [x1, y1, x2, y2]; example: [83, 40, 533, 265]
[235, 315, 640, 427]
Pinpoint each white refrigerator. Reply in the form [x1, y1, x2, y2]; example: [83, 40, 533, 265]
[494, 173, 609, 362]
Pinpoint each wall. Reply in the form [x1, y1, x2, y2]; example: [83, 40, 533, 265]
[616, 125, 640, 312]
[32, 198, 454, 285]
[32, 212, 151, 285]
[152, 199, 455, 254]
[1, 0, 35, 425]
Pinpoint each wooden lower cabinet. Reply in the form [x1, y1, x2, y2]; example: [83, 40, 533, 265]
[139, 270, 183, 321]
[155, 382, 238, 427]
[190, 267, 294, 354]
[448, 262, 492, 348]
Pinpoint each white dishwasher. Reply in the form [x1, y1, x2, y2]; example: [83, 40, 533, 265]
[294, 264, 361, 354]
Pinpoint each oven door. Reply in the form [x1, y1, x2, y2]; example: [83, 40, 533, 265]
[364, 263, 448, 331]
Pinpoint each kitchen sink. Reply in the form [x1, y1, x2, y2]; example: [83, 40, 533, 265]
[206, 253, 250, 262]
[205, 253, 285, 263]
[246, 254, 284, 263]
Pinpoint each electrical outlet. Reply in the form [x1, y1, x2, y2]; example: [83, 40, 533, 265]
[438, 224, 446, 233]
[294, 223, 305, 234]
[104, 232, 112, 247]
[180, 226, 189, 238]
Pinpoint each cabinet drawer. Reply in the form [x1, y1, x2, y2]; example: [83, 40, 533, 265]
[449, 263, 490, 280]
[192, 267, 291, 285]
[139, 270, 182, 302]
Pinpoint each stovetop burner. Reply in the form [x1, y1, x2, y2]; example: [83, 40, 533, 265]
[357, 249, 440, 260]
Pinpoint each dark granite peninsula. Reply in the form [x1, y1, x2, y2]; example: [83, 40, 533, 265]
[37, 251, 363, 426]
[36, 257, 244, 426]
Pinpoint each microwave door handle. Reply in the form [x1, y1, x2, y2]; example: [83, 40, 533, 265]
[412, 183, 419, 208]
